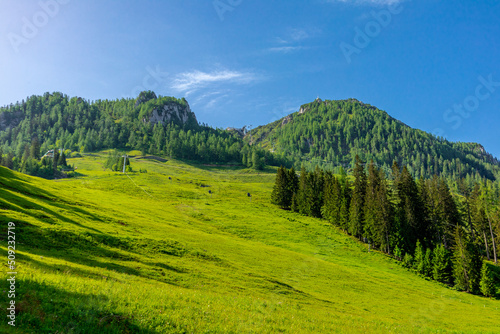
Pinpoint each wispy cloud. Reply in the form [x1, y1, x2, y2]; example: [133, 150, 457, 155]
[170, 69, 262, 110]
[267, 46, 304, 53]
[267, 28, 316, 55]
[171, 70, 257, 95]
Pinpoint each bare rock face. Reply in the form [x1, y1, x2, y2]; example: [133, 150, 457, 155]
[0, 110, 23, 132]
[135, 91, 198, 128]
[149, 102, 197, 126]
[281, 115, 292, 126]
[226, 127, 245, 137]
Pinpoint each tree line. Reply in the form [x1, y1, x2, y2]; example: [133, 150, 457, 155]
[0, 92, 289, 178]
[254, 99, 500, 182]
[271, 157, 499, 297]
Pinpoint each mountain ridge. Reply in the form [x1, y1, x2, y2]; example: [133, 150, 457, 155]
[249, 98, 500, 181]
[0, 92, 499, 181]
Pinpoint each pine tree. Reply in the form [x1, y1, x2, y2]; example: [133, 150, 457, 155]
[322, 172, 341, 224]
[271, 166, 290, 209]
[363, 160, 380, 242]
[291, 192, 299, 212]
[453, 227, 470, 291]
[414, 240, 424, 274]
[480, 262, 496, 298]
[297, 166, 309, 215]
[396, 166, 426, 252]
[349, 155, 366, 239]
[433, 243, 451, 284]
[424, 248, 433, 278]
[338, 168, 351, 232]
[288, 167, 299, 198]
[467, 242, 483, 295]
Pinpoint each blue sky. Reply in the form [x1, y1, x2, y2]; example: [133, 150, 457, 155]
[1, 0, 499, 158]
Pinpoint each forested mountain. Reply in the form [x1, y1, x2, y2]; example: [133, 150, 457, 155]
[0, 91, 283, 177]
[250, 98, 500, 182]
[1, 93, 499, 183]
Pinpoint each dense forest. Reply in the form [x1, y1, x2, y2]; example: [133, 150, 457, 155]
[251, 98, 500, 182]
[271, 158, 500, 297]
[0, 91, 286, 177]
[2, 93, 500, 184]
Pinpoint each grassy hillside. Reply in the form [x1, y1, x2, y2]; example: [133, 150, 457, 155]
[1, 153, 499, 333]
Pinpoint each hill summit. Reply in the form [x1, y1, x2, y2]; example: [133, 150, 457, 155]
[249, 98, 500, 181]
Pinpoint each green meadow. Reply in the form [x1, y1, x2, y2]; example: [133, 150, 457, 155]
[1, 152, 499, 333]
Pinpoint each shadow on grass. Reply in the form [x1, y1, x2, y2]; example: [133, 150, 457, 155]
[0, 278, 157, 334]
[0, 189, 103, 233]
[5, 222, 189, 287]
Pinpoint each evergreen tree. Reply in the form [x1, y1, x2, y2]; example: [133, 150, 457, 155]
[349, 155, 366, 239]
[395, 166, 426, 252]
[363, 160, 380, 242]
[288, 167, 299, 198]
[452, 226, 482, 293]
[338, 168, 351, 232]
[433, 243, 451, 284]
[322, 171, 341, 224]
[480, 262, 496, 298]
[414, 240, 424, 274]
[271, 166, 290, 209]
[297, 166, 308, 215]
[467, 241, 483, 295]
[453, 227, 470, 291]
[423, 248, 433, 278]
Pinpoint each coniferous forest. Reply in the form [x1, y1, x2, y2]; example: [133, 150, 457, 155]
[0, 92, 286, 178]
[272, 157, 500, 296]
[252, 98, 500, 182]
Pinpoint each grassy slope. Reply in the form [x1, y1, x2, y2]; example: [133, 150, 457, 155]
[0, 153, 499, 333]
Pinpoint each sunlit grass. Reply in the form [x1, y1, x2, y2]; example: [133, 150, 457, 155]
[0, 153, 499, 333]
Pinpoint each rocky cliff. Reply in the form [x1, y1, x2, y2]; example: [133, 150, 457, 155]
[135, 92, 198, 128]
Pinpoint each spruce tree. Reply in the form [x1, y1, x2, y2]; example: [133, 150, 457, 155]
[322, 172, 341, 224]
[271, 166, 290, 209]
[288, 167, 299, 199]
[297, 166, 309, 215]
[363, 160, 380, 242]
[433, 243, 451, 284]
[467, 242, 483, 295]
[423, 248, 433, 278]
[375, 170, 393, 253]
[338, 168, 351, 232]
[349, 155, 366, 239]
[480, 262, 496, 298]
[453, 227, 470, 291]
[414, 240, 424, 274]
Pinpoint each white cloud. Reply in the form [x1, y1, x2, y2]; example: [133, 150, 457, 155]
[289, 28, 309, 42]
[171, 70, 257, 95]
[267, 46, 304, 53]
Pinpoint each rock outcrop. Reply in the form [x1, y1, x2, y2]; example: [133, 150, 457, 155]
[0, 110, 23, 132]
[148, 102, 197, 126]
